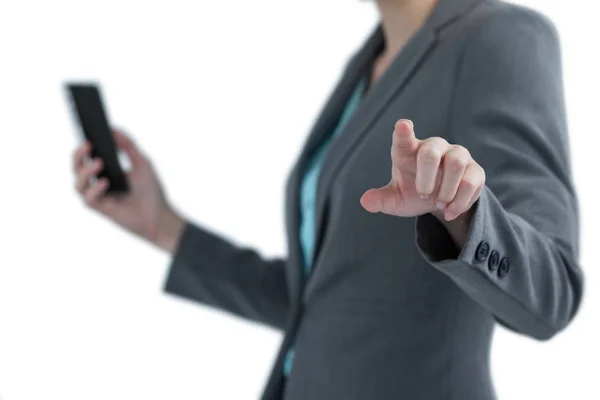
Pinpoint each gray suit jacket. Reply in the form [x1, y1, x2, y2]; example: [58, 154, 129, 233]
[164, 0, 584, 398]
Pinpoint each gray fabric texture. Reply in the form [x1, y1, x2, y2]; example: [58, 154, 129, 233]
[164, 0, 583, 398]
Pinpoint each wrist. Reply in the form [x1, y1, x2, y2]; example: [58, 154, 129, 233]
[152, 205, 186, 254]
[429, 206, 475, 249]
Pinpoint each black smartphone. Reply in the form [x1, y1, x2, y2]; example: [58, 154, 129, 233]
[65, 82, 129, 194]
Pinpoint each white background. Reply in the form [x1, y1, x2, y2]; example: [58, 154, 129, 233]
[0, 0, 598, 399]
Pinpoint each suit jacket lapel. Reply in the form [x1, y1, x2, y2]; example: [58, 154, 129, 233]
[309, 26, 437, 269]
[283, 27, 384, 301]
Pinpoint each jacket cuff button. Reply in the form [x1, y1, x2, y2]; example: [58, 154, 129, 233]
[488, 250, 500, 271]
[475, 241, 490, 262]
[498, 257, 510, 278]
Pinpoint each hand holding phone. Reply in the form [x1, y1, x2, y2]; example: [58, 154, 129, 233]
[67, 84, 185, 251]
[65, 82, 129, 193]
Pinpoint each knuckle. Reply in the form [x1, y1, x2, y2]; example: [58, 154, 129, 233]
[427, 137, 448, 148]
[425, 136, 447, 144]
[391, 147, 409, 168]
[453, 145, 470, 157]
[418, 146, 442, 162]
[447, 157, 468, 171]
[461, 177, 478, 191]
[392, 133, 413, 151]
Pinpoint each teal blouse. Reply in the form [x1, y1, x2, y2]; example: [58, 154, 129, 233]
[283, 77, 367, 376]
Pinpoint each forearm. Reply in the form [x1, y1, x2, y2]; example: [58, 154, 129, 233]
[417, 186, 582, 339]
[163, 222, 291, 330]
[414, 6, 584, 339]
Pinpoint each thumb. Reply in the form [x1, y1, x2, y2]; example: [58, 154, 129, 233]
[112, 128, 144, 166]
[360, 182, 402, 214]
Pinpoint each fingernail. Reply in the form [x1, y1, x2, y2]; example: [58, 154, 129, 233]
[436, 201, 446, 210]
[445, 211, 456, 221]
[420, 194, 430, 200]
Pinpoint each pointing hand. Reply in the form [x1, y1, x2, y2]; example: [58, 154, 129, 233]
[360, 119, 485, 221]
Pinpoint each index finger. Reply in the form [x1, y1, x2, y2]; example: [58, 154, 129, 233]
[391, 119, 420, 167]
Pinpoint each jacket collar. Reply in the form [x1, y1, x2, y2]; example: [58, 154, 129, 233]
[427, 0, 488, 32]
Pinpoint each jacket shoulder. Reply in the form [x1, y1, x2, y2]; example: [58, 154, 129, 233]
[471, 1, 559, 42]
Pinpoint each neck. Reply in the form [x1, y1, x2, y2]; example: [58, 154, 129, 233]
[375, 0, 439, 58]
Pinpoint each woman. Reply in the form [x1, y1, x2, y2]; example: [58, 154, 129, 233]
[72, 0, 583, 398]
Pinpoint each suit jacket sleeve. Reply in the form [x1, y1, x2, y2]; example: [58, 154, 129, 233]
[415, 7, 584, 340]
[163, 221, 290, 330]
